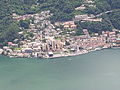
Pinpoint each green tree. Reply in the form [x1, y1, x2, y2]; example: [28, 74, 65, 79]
[19, 20, 30, 29]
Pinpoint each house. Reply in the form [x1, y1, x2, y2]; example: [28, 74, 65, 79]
[116, 38, 120, 44]
[63, 21, 77, 29]
[75, 5, 86, 11]
[84, 0, 94, 4]
[74, 14, 88, 21]
[8, 42, 18, 47]
[0, 49, 3, 54]
[22, 48, 33, 53]
[83, 29, 90, 38]
[108, 31, 116, 43]
[82, 18, 102, 22]
[48, 52, 53, 57]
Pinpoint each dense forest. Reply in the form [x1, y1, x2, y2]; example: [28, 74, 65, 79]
[0, 0, 120, 45]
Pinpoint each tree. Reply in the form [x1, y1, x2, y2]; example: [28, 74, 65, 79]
[19, 20, 30, 29]
[0, 0, 20, 46]
[108, 10, 120, 30]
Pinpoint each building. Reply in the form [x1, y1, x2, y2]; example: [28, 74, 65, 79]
[63, 21, 77, 29]
[74, 14, 88, 21]
[108, 31, 116, 43]
[83, 29, 90, 38]
[75, 5, 86, 11]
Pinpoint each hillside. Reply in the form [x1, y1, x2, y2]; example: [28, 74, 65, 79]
[0, 0, 120, 45]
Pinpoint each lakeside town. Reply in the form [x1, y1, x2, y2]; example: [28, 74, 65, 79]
[0, 0, 120, 59]
[0, 10, 120, 59]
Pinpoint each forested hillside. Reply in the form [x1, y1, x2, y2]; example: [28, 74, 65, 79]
[0, 0, 120, 45]
[0, 0, 20, 46]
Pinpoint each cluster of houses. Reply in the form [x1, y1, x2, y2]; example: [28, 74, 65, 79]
[1, 8, 120, 58]
[75, 0, 95, 10]
[12, 13, 33, 21]
[63, 21, 77, 30]
[65, 29, 120, 53]
[74, 0, 102, 22]
[74, 14, 102, 22]
[2, 11, 66, 58]
[2, 25, 120, 58]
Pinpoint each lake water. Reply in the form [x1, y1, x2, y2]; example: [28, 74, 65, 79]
[0, 49, 120, 90]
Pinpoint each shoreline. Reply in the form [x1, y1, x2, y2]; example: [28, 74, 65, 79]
[1, 46, 114, 59]
[46, 47, 109, 59]
[44, 50, 89, 59]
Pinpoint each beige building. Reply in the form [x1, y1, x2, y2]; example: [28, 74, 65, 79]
[63, 21, 77, 29]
